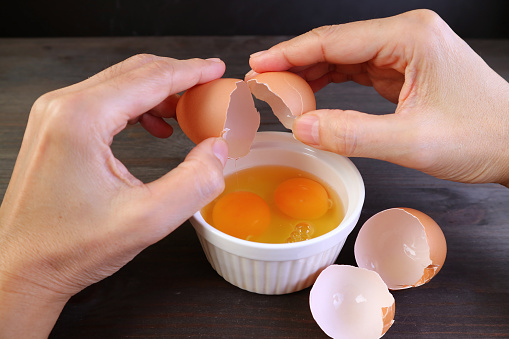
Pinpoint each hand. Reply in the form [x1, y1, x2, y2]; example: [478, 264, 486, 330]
[0, 54, 228, 338]
[248, 9, 509, 186]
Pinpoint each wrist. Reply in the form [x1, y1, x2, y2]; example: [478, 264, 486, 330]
[0, 271, 69, 338]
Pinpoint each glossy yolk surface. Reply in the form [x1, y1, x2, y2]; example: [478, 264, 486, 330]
[274, 178, 329, 219]
[212, 191, 271, 240]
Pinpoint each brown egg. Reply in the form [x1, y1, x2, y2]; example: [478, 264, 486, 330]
[247, 71, 316, 129]
[176, 72, 316, 158]
[354, 208, 447, 290]
[176, 78, 259, 159]
[310, 265, 395, 339]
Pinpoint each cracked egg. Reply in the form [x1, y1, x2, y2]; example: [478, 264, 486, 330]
[354, 208, 447, 290]
[176, 71, 316, 158]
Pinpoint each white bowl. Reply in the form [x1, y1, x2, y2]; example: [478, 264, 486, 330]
[190, 131, 365, 294]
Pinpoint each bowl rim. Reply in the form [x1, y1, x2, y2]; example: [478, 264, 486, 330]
[190, 131, 365, 261]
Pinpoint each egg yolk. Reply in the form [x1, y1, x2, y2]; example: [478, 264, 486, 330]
[274, 178, 329, 220]
[212, 191, 271, 239]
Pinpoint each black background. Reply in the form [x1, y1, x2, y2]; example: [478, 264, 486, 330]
[2, 0, 508, 38]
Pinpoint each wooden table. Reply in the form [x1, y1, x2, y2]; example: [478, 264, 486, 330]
[1, 36, 508, 338]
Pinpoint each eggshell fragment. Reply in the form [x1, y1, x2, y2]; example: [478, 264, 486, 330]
[176, 78, 259, 158]
[247, 71, 316, 129]
[310, 265, 395, 339]
[354, 208, 447, 290]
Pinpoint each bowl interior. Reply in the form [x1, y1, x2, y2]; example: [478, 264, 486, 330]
[191, 131, 365, 260]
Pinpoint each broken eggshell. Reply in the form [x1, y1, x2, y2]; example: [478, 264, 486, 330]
[176, 72, 316, 158]
[354, 208, 447, 290]
[310, 265, 395, 339]
[176, 78, 259, 159]
[247, 71, 316, 129]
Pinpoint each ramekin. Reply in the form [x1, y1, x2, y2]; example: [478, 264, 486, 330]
[190, 131, 365, 294]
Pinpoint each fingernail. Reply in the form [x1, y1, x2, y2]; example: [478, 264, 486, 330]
[250, 50, 267, 59]
[293, 114, 320, 145]
[206, 57, 223, 63]
[212, 138, 229, 166]
[245, 69, 259, 80]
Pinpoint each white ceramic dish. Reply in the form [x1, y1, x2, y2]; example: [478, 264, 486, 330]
[190, 131, 365, 294]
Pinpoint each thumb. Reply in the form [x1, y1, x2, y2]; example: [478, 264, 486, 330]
[138, 137, 228, 241]
[293, 110, 416, 165]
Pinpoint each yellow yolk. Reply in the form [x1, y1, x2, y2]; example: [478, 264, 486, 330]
[201, 165, 344, 244]
[274, 178, 329, 219]
[212, 191, 271, 240]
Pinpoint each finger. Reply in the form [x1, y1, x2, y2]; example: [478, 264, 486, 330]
[86, 57, 225, 140]
[249, 15, 406, 73]
[51, 54, 164, 98]
[246, 63, 372, 93]
[294, 63, 373, 92]
[138, 113, 174, 138]
[295, 63, 367, 81]
[292, 110, 418, 166]
[87, 54, 163, 86]
[128, 94, 180, 136]
[148, 93, 180, 119]
[133, 138, 228, 243]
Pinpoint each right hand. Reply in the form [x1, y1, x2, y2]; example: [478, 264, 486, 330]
[248, 9, 509, 186]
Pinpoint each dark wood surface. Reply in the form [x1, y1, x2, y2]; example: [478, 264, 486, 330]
[1, 36, 508, 338]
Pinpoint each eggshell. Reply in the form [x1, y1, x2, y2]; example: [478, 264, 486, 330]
[177, 72, 316, 158]
[176, 78, 259, 158]
[310, 265, 395, 339]
[354, 208, 447, 290]
[247, 71, 316, 129]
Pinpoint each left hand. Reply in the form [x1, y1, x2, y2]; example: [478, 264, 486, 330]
[0, 54, 227, 338]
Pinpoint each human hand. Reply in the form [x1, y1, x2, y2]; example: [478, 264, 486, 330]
[248, 9, 509, 186]
[0, 55, 228, 338]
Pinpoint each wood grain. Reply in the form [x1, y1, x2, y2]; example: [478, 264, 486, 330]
[0, 37, 508, 338]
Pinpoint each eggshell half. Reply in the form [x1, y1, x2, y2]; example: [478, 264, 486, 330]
[310, 265, 395, 339]
[247, 71, 316, 129]
[354, 208, 447, 290]
[176, 78, 259, 158]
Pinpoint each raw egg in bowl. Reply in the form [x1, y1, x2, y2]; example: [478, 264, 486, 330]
[189, 132, 365, 295]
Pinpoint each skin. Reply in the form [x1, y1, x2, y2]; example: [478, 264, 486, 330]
[1, 9, 508, 339]
[0, 55, 228, 338]
[248, 9, 509, 186]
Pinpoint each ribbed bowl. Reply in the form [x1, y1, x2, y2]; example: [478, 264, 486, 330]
[190, 132, 365, 295]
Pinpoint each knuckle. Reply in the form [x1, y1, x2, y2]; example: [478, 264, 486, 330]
[322, 110, 359, 156]
[129, 53, 158, 64]
[31, 91, 58, 116]
[142, 58, 178, 91]
[106, 53, 158, 78]
[309, 25, 341, 62]
[405, 9, 449, 43]
[33, 91, 92, 141]
[310, 25, 339, 40]
[411, 9, 443, 25]
[147, 59, 176, 77]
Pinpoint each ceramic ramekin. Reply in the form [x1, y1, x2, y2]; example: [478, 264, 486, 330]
[190, 131, 365, 294]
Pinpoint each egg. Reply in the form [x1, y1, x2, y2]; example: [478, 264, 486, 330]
[354, 208, 447, 290]
[176, 72, 316, 158]
[176, 78, 259, 158]
[310, 265, 395, 339]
